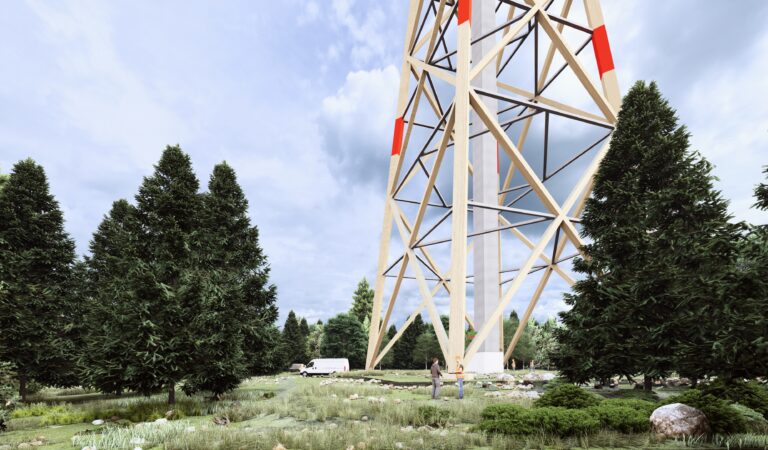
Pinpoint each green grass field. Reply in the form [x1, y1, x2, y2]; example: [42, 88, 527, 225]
[1, 371, 765, 449]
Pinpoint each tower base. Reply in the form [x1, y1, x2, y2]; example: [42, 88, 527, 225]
[466, 351, 504, 374]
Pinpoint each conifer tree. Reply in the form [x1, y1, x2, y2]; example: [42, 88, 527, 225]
[128, 145, 203, 403]
[0, 159, 76, 400]
[184, 162, 278, 395]
[756, 166, 768, 211]
[392, 315, 425, 369]
[281, 311, 308, 366]
[553, 82, 741, 387]
[307, 321, 324, 359]
[81, 199, 141, 394]
[349, 277, 375, 324]
[320, 313, 367, 369]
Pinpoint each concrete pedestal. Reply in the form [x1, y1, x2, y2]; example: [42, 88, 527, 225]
[467, 351, 504, 374]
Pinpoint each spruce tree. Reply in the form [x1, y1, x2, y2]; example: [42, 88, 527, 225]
[553, 81, 741, 387]
[81, 199, 141, 394]
[392, 315, 425, 369]
[184, 162, 278, 395]
[130, 145, 203, 403]
[281, 311, 308, 366]
[320, 313, 367, 369]
[349, 277, 375, 324]
[756, 166, 768, 211]
[0, 159, 76, 400]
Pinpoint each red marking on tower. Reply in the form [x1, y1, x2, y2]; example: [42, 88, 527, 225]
[592, 25, 614, 78]
[391, 117, 405, 156]
[458, 0, 471, 25]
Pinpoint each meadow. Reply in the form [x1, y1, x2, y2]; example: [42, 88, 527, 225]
[1, 371, 767, 450]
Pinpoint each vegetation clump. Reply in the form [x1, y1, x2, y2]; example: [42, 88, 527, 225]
[661, 389, 747, 434]
[534, 384, 601, 409]
[479, 404, 600, 436]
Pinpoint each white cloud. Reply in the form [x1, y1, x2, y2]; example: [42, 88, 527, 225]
[318, 65, 399, 184]
[297, 1, 320, 25]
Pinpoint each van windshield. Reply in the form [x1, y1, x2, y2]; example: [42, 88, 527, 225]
[307, 361, 314, 368]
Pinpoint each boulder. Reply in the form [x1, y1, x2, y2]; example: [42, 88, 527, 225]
[540, 373, 556, 381]
[650, 403, 710, 437]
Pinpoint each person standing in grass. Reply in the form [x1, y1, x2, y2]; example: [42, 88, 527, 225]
[430, 357, 442, 399]
[453, 364, 464, 399]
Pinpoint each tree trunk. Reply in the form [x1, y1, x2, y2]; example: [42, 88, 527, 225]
[19, 374, 28, 403]
[168, 383, 176, 405]
[643, 375, 653, 391]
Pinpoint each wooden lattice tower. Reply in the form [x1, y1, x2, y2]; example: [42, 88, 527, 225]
[366, 0, 621, 373]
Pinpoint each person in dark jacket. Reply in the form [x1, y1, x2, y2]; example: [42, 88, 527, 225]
[430, 357, 442, 399]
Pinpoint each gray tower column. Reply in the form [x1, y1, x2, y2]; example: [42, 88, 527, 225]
[470, 0, 501, 364]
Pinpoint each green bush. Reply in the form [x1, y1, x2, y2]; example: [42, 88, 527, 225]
[586, 399, 655, 433]
[731, 403, 768, 432]
[479, 404, 600, 436]
[412, 406, 450, 428]
[534, 384, 601, 409]
[697, 379, 768, 419]
[10, 403, 69, 418]
[661, 389, 747, 434]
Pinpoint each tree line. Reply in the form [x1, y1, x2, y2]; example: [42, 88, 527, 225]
[0, 147, 280, 404]
[552, 81, 768, 388]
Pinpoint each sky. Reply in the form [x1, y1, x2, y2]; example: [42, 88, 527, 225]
[1, 0, 766, 326]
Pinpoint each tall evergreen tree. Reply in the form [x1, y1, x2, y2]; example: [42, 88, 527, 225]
[299, 318, 310, 339]
[320, 313, 367, 369]
[349, 277, 375, 324]
[81, 199, 141, 394]
[392, 315, 425, 369]
[756, 166, 768, 211]
[553, 82, 742, 388]
[126, 145, 203, 404]
[184, 162, 279, 395]
[0, 159, 76, 400]
[307, 321, 324, 360]
[281, 311, 308, 366]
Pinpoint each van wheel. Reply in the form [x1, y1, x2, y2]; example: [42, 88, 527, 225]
[301, 372, 308, 377]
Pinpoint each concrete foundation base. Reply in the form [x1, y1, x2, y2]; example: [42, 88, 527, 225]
[467, 351, 504, 374]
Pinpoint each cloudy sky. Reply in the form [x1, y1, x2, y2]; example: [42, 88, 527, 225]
[1, 0, 766, 326]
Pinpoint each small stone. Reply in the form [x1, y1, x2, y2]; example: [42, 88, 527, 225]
[345, 446, 355, 450]
[328, 423, 338, 429]
[356, 442, 367, 450]
[0, 445, 11, 450]
[361, 416, 369, 422]
[185, 426, 196, 433]
[395, 443, 404, 449]
[394, 398, 402, 404]
[272, 444, 286, 450]
[29, 443, 43, 448]
[17, 445, 31, 450]
[400, 425, 414, 432]
[92, 419, 104, 425]
[154, 418, 169, 425]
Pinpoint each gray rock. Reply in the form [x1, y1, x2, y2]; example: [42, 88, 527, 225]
[650, 403, 710, 437]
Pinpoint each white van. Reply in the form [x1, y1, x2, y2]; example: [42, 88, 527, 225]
[300, 358, 350, 376]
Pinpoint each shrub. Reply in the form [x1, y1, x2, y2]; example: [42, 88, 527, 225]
[731, 403, 768, 433]
[412, 406, 450, 427]
[479, 404, 600, 436]
[534, 384, 601, 409]
[586, 399, 655, 433]
[661, 389, 747, 434]
[697, 379, 768, 419]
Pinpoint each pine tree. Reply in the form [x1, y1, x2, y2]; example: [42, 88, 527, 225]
[392, 315, 425, 369]
[756, 166, 768, 211]
[320, 313, 367, 369]
[129, 145, 203, 403]
[412, 331, 441, 369]
[299, 318, 310, 339]
[379, 325, 397, 368]
[553, 81, 742, 387]
[349, 277, 375, 324]
[184, 162, 278, 395]
[0, 159, 76, 400]
[281, 311, 308, 366]
[81, 199, 141, 394]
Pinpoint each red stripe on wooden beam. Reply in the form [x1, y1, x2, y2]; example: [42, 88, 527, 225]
[592, 25, 614, 78]
[458, 0, 471, 25]
[391, 117, 405, 156]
